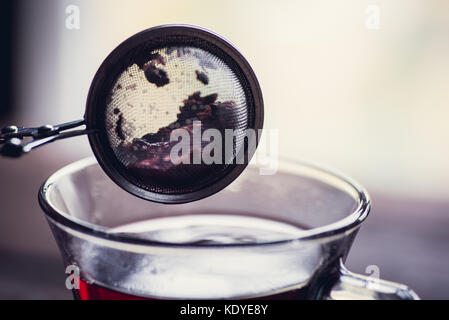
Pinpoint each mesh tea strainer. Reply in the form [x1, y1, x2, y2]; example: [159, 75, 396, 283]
[0, 25, 264, 203]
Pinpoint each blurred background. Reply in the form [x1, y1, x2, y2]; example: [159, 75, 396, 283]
[0, 0, 448, 299]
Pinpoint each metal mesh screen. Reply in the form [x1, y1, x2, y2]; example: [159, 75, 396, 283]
[104, 45, 250, 194]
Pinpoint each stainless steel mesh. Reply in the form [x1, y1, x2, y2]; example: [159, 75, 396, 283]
[104, 45, 249, 194]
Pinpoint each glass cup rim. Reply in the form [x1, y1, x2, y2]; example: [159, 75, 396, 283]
[38, 157, 370, 248]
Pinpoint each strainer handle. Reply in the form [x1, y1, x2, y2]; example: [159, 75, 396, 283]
[323, 259, 419, 300]
[0, 119, 93, 157]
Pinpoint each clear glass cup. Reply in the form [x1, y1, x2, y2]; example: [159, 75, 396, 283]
[38, 157, 419, 300]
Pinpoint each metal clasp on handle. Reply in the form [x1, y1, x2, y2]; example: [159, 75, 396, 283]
[0, 119, 94, 157]
[323, 259, 419, 300]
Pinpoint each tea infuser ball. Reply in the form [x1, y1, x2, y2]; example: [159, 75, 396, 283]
[0, 25, 264, 203]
